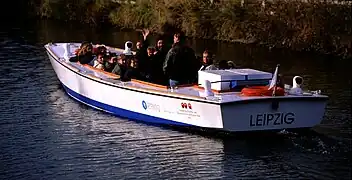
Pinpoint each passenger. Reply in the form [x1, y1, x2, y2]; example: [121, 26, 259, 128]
[93, 53, 106, 70]
[163, 32, 198, 87]
[123, 41, 134, 56]
[69, 43, 95, 64]
[89, 45, 109, 66]
[94, 45, 107, 55]
[199, 50, 218, 71]
[136, 41, 143, 52]
[136, 40, 144, 50]
[104, 53, 117, 72]
[111, 54, 126, 76]
[154, 38, 169, 85]
[122, 57, 141, 81]
[218, 60, 229, 70]
[154, 37, 169, 61]
[227, 61, 236, 69]
[142, 46, 165, 84]
[74, 41, 90, 55]
[135, 29, 150, 71]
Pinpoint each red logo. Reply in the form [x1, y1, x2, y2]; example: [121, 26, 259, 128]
[181, 102, 192, 109]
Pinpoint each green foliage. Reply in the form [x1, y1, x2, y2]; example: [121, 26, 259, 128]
[32, 0, 352, 58]
[36, 0, 114, 24]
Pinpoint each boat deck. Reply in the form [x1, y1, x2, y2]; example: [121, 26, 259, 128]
[46, 43, 327, 103]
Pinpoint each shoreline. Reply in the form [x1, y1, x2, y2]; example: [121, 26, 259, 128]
[29, 0, 351, 59]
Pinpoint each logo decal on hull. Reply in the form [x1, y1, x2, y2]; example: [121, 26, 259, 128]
[181, 102, 192, 109]
[142, 100, 147, 110]
[178, 102, 199, 119]
[142, 100, 161, 112]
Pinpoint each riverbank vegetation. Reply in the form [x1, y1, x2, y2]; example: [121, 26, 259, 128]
[32, 0, 351, 58]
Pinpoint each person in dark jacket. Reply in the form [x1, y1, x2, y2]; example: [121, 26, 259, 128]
[141, 46, 165, 84]
[111, 54, 126, 76]
[163, 32, 198, 87]
[122, 57, 141, 81]
[154, 37, 169, 61]
[104, 53, 117, 72]
[69, 43, 94, 64]
[74, 41, 90, 55]
[135, 29, 150, 73]
[154, 37, 169, 85]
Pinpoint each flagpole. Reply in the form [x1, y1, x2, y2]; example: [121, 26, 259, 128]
[272, 64, 280, 96]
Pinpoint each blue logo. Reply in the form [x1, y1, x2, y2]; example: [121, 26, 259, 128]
[142, 100, 147, 110]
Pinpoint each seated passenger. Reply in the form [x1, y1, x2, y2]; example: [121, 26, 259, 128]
[111, 54, 126, 76]
[218, 60, 229, 70]
[123, 41, 133, 56]
[94, 45, 107, 55]
[104, 53, 117, 72]
[227, 61, 236, 69]
[74, 41, 90, 55]
[93, 53, 106, 70]
[199, 50, 218, 71]
[69, 43, 94, 64]
[122, 57, 141, 81]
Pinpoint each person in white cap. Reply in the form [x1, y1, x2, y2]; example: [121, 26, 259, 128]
[123, 41, 133, 55]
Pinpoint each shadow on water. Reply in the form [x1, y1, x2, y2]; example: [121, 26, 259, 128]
[0, 19, 350, 180]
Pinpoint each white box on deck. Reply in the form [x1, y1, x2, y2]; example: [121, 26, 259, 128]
[198, 70, 246, 91]
[226, 68, 272, 80]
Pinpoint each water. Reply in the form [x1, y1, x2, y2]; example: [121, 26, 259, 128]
[0, 19, 351, 180]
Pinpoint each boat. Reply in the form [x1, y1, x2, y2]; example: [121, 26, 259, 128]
[44, 42, 328, 133]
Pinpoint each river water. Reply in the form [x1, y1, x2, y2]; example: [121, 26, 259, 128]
[0, 19, 351, 180]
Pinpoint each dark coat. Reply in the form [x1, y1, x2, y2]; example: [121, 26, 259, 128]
[163, 43, 198, 83]
[69, 52, 94, 64]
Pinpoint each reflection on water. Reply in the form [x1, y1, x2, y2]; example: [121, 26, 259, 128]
[0, 19, 350, 180]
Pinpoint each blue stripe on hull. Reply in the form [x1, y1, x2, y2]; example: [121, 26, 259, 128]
[61, 84, 193, 127]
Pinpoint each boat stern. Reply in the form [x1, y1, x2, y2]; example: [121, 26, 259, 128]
[220, 96, 328, 132]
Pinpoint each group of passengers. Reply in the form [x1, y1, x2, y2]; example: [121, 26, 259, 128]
[69, 29, 236, 87]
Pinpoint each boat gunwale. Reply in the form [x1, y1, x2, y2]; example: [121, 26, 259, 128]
[45, 44, 213, 102]
[45, 43, 329, 105]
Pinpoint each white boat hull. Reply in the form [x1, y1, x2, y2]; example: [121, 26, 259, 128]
[45, 43, 328, 133]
